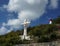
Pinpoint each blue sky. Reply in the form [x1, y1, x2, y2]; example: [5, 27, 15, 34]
[0, 0, 60, 35]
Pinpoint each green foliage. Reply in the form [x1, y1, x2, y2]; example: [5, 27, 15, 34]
[28, 24, 58, 42]
[0, 17, 60, 45]
[0, 31, 22, 46]
[53, 17, 60, 24]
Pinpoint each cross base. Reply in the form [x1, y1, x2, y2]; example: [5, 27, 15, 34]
[20, 35, 31, 40]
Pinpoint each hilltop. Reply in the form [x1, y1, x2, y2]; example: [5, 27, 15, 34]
[0, 17, 60, 46]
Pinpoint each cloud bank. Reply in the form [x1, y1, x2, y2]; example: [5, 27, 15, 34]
[49, 0, 58, 9]
[0, 0, 59, 35]
[6, 0, 48, 28]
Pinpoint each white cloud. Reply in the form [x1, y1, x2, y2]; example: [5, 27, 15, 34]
[3, 5, 8, 9]
[0, 22, 13, 35]
[7, 0, 48, 19]
[5, 0, 48, 29]
[8, 0, 48, 12]
[25, 0, 41, 5]
[2, 23, 6, 26]
[3, 0, 48, 29]
[0, 0, 59, 35]
[7, 19, 21, 29]
[49, 0, 58, 9]
[18, 10, 38, 20]
[0, 26, 12, 35]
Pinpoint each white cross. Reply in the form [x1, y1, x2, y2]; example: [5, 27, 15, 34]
[22, 19, 30, 39]
[22, 19, 30, 27]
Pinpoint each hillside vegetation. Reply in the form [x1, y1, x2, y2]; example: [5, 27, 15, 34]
[0, 17, 60, 46]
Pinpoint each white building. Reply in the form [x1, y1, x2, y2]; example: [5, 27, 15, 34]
[49, 19, 52, 24]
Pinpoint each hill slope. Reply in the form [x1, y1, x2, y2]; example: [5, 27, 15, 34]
[0, 17, 60, 46]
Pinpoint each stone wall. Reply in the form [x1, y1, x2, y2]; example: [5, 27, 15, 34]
[15, 41, 60, 46]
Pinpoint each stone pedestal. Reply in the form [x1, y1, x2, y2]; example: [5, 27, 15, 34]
[20, 35, 30, 40]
